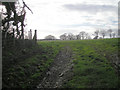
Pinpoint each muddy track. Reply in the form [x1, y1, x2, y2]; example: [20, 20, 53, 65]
[37, 46, 74, 88]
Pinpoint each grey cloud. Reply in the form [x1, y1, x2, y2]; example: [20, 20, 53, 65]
[63, 4, 117, 14]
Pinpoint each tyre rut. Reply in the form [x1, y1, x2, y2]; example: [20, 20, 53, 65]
[37, 46, 73, 88]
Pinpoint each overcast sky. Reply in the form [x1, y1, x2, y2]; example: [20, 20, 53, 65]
[22, 0, 119, 39]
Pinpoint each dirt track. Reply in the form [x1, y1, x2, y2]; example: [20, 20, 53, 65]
[37, 46, 74, 88]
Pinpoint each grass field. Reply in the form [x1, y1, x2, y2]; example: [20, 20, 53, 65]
[38, 38, 119, 88]
[62, 39, 119, 88]
[3, 38, 119, 88]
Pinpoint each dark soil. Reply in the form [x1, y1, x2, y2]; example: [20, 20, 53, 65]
[37, 46, 74, 88]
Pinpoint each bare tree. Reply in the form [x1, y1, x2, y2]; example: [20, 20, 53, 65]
[94, 30, 99, 37]
[45, 35, 56, 40]
[108, 29, 112, 38]
[60, 33, 67, 40]
[76, 34, 81, 40]
[100, 29, 106, 38]
[79, 31, 86, 40]
[93, 30, 99, 39]
[67, 33, 74, 40]
[85, 33, 89, 39]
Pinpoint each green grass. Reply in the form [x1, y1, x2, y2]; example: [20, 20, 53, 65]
[37, 39, 119, 88]
[3, 41, 65, 88]
[63, 38, 119, 88]
[3, 38, 119, 88]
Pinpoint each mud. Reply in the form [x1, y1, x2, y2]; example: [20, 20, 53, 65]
[37, 46, 74, 88]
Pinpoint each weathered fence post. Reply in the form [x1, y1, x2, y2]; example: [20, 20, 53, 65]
[28, 29, 32, 40]
[33, 29, 37, 44]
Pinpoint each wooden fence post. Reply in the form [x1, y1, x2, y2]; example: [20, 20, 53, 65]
[33, 30, 37, 44]
[28, 29, 32, 40]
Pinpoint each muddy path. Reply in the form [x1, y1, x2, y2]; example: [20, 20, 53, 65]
[37, 46, 74, 88]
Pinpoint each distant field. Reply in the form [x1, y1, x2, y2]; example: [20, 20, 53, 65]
[38, 38, 119, 88]
[3, 38, 119, 88]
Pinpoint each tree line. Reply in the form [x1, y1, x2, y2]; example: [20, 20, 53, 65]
[45, 29, 118, 40]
